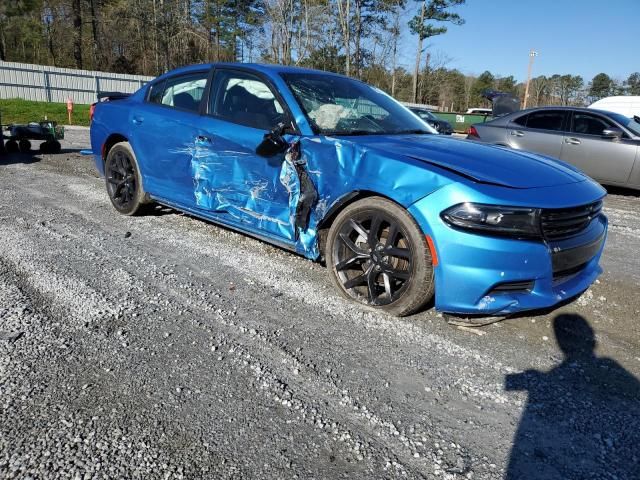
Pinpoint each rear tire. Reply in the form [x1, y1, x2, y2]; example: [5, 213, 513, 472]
[326, 197, 435, 317]
[105, 142, 147, 216]
[19, 139, 31, 152]
[5, 140, 19, 153]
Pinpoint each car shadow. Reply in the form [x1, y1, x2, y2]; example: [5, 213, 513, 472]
[145, 204, 177, 217]
[505, 313, 640, 479]
[604, 185, 640, 197]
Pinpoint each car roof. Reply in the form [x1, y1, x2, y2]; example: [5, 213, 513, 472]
[154, 62, 350, 81]
[510, 106, 615, 116]
[485, 106, 624, 125]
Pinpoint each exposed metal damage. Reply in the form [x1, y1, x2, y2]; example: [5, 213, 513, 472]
[279, 140, 318, 236]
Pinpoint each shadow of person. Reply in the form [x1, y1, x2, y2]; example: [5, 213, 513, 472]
[505, 314, 640, 479]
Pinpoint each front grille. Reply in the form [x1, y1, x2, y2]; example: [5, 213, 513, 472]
[541, 201, 603, 240]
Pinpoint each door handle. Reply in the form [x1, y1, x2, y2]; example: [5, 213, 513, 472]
[132, 116, 144, 125]
[510, 130, 524, 137]
[195, 135, 211, 144]
[565, 137, 581, 145]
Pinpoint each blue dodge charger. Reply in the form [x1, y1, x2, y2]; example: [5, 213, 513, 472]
[90, 63, 607, 317]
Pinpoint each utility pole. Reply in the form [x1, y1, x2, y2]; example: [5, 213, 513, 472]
[522, 49, 538, 109]
[412, 0, 426, 104]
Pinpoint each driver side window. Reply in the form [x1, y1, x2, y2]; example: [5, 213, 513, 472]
[572, 113, 615, 136]
[210, 70, 284, 131]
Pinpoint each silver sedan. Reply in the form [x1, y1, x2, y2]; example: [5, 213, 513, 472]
[468, 107, 640, 191]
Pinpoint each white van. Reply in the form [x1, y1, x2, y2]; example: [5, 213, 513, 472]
[588, 96, 640, 118]
[465, 108, 492, 115]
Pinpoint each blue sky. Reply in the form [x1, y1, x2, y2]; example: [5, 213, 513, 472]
[396, 0, 639, 82]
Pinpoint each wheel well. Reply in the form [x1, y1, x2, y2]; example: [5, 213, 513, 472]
[102, 134, 128, 164]
[315, 190, 407, 254]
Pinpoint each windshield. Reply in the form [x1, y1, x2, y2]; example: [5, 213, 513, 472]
[281, 73, 435, 136]
[606, 112, 640, 137]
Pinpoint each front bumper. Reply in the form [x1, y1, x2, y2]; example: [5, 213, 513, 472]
[409, 186, 607, 315]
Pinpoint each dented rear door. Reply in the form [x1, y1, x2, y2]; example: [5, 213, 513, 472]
[132, 70, 210, 206]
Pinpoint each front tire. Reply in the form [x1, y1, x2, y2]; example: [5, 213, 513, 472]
[105, 142, 147, 215]
[49, 140, 61, 154]
[326, 197, 435, 317]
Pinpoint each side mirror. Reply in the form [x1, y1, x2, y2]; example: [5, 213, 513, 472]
[602, 128, 623, 140]
[256, 123, 290, 157]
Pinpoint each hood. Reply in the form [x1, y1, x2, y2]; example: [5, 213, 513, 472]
[348, 135, 587, 189]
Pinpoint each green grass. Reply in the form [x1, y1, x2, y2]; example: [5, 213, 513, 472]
[0, 98, 91, 127]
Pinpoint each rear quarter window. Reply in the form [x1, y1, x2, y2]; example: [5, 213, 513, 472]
[148, 81, 165, 104]
[524, 111, 566, 131]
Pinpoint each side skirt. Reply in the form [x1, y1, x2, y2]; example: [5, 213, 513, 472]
[149, 195, 299, 255]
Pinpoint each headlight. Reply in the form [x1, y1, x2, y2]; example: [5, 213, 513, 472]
[441, 203, 541, 238]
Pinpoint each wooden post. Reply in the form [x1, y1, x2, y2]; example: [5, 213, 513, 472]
[523, 49, 538, 109]
[66, 98, 74, 125]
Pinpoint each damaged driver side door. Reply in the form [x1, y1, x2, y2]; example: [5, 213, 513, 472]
[193, 68, 298, 241]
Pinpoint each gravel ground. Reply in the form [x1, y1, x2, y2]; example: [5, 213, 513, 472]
[1, 128, 639, 479]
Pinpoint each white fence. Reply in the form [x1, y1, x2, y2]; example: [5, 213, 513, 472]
[0, 61, 154, 104]
[401, 102, 439, 110]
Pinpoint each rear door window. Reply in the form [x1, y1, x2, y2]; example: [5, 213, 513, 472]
[148, 71, 208, 113]
[524, 111, 566, 131]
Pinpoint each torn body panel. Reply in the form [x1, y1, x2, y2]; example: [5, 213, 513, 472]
[286, 135, 456, 259]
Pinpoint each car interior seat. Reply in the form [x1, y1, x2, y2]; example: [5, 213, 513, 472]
[221, 85, 270, 130]
[173, 92, 198, 112]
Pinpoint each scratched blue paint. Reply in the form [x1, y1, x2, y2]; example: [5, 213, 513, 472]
[90, 63, 608, 315]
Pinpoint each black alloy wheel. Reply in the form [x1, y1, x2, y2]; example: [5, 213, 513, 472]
[326, 197, 435, 316]
[333, 212, 412, 305]
[105, 142, 147, 215]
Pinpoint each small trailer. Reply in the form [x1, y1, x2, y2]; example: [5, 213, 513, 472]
[3, 121, 64, 154]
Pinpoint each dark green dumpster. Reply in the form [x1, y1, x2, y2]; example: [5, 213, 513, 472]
[431, 112, 493, 134]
